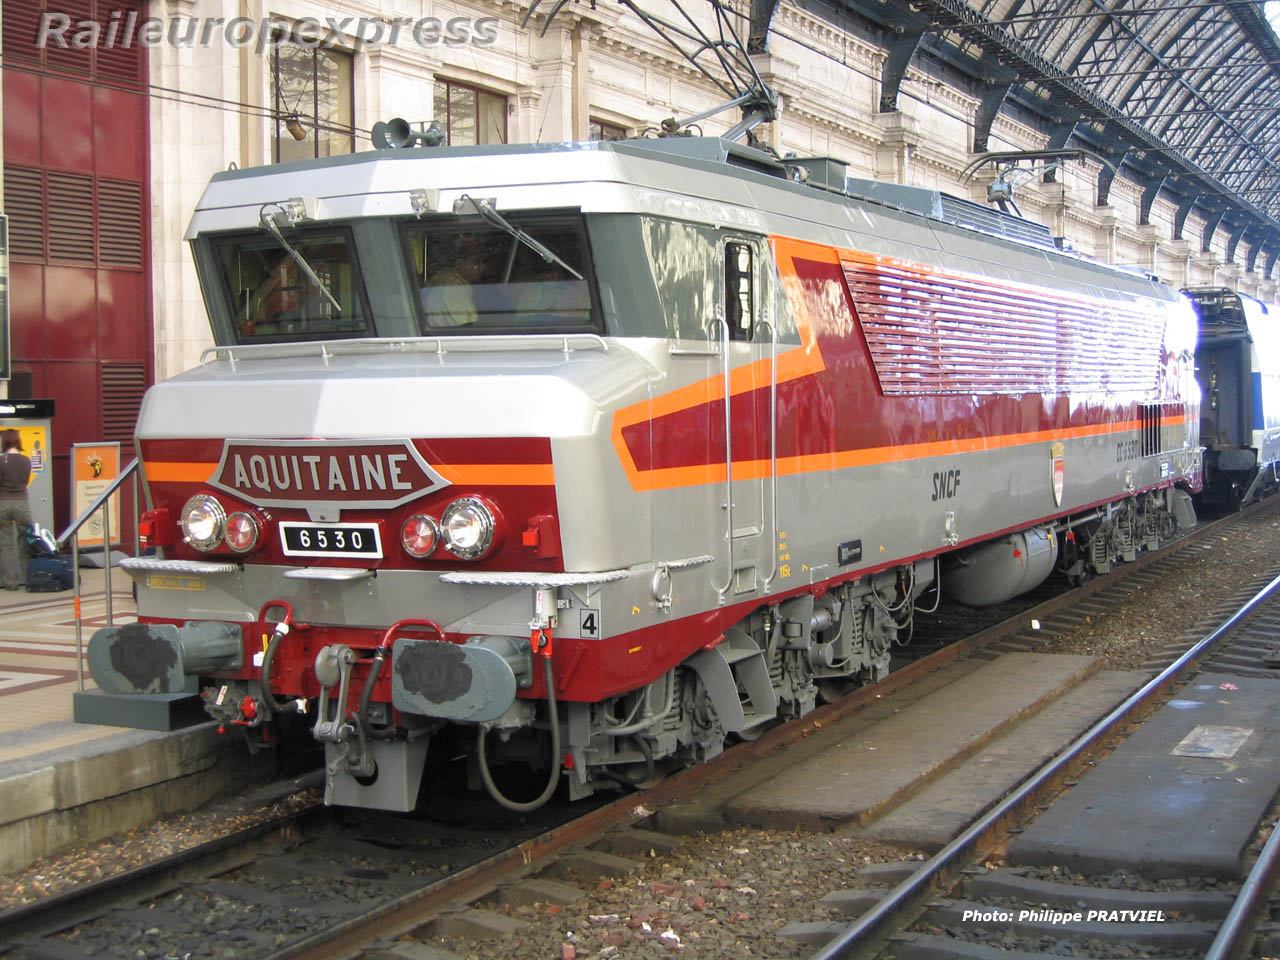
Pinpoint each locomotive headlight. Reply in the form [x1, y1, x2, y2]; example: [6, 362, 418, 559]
[179, 494, 226, 551]
[441, 498, 495, 560]
[224, 511, 262, 554]
[400, 514, 440, 558]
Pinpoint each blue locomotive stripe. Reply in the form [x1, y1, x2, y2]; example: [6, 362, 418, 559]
[1254, 371, 1265, 430]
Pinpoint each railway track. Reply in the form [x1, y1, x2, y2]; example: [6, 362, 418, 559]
[796, 550, 1280, 959]
[1, 499, 1275, 960]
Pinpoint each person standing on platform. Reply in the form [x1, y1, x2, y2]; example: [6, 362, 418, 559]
[0, 429, 32, 590]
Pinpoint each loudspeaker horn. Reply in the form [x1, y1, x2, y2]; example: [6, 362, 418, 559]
[371, 119, 447, 150]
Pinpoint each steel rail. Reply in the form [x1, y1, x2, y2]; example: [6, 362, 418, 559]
[1205, 787, 1280, 959]
[810, 566, 1280, 960]
[0, 780, 327, 948]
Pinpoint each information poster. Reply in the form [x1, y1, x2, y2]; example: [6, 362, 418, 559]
[14, 425, 46, 487]
[71, 442, 121, 548]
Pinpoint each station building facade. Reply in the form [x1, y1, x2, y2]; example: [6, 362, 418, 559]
[1, 0, 150, 528]
[2, 0, 1276, 524]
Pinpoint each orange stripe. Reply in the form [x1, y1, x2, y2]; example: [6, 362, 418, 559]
[609, 235, 832, 490]
[776, 418, 1176, 476]
[623, 417, 1188, 491]
[145, 462, 216, 483]
[431, 463, 555, 486]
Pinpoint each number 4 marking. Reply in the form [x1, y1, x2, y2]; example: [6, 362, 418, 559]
[580, 609, 600, 637]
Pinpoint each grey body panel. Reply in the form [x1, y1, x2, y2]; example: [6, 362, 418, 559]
[189, 140, 1181, 315]
[147, 137, 1198, 650]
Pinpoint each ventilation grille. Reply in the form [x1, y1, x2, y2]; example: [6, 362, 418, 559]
[2, 0, 43, 66]
[94, 3, 143, 83]
[1139, 403, 1185, 457]
[938, 194, 1056, 248]
[7, 371, 34, 400]
[97, 179, 142, 267]
[3, 166, 144, 269]
[45, 0, 93, 76]
[5, 166, 45, 260]
[842, 256, 1165, 397]
[1140, 404, 1161, 458]
[48, 172, 95, 263]
[2, 0, 143, 84]
[100, 361, 147, 443]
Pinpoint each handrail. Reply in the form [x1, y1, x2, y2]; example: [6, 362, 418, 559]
[759, 316, 779, 589]
[713, 316, 734, 603]
[61, 457, 140, 691]
[200, 333, 610, 364]
[57, 457, 139, 548]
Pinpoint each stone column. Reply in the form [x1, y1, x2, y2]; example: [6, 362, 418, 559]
[570, 23, 591, 140]
[514, 87, 543, 144]
[1135, 224, 1162, 281]
[152, 0, 242, 380]
[527, 19, 573, 142]
[873, 111, 920, 185]
[365, 44, 436, 130]
[1096, 209, 1121, 266]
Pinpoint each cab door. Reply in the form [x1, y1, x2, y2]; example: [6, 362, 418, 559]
[714, 235, 775, 602]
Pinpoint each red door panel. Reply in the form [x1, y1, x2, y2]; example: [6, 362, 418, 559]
[3, 69, 41, 166]
[40, 75, 94, 173]
[44, 266, 99, 360]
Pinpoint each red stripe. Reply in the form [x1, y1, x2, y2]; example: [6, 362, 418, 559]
[629, 255, 1183, 476]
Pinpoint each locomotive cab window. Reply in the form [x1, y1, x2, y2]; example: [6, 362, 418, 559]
[214, 229, 371, 343]
[403, 215, 597, 334]
[725, 241, 755, 341]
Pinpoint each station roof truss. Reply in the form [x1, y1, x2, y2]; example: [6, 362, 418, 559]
[751, 0, 1280, 275]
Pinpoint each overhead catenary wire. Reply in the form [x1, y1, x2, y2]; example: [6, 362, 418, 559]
[3, 4, 1274, 223]
[0, 56, 377, 140]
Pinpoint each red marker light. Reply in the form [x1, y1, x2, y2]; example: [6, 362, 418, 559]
[401, 515, 440, 558]
[225, 511, 262, 553]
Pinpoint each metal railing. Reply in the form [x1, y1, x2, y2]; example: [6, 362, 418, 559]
[55, 458, 140, 690]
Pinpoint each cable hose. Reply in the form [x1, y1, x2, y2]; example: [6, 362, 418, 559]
[600, 735, 655, 786]
[358, 651, 397, 740]
[258, 628, 292, 716]
[478, 657, 561, 812]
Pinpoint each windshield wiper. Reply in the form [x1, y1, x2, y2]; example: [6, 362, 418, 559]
[458, 195, 584, 280]
[259, 206, 344, 313]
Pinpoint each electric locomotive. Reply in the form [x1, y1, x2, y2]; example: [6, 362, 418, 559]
[88, 134, 1201, 812]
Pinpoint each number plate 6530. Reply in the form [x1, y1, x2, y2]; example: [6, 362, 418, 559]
[279, 522, 382, 559]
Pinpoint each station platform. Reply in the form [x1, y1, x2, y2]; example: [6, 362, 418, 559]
[724, 652, 1115, 831]
[0, 574, 271, 876]
[0, 569, 134, 765]
[1008, 671, 1280, 878]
